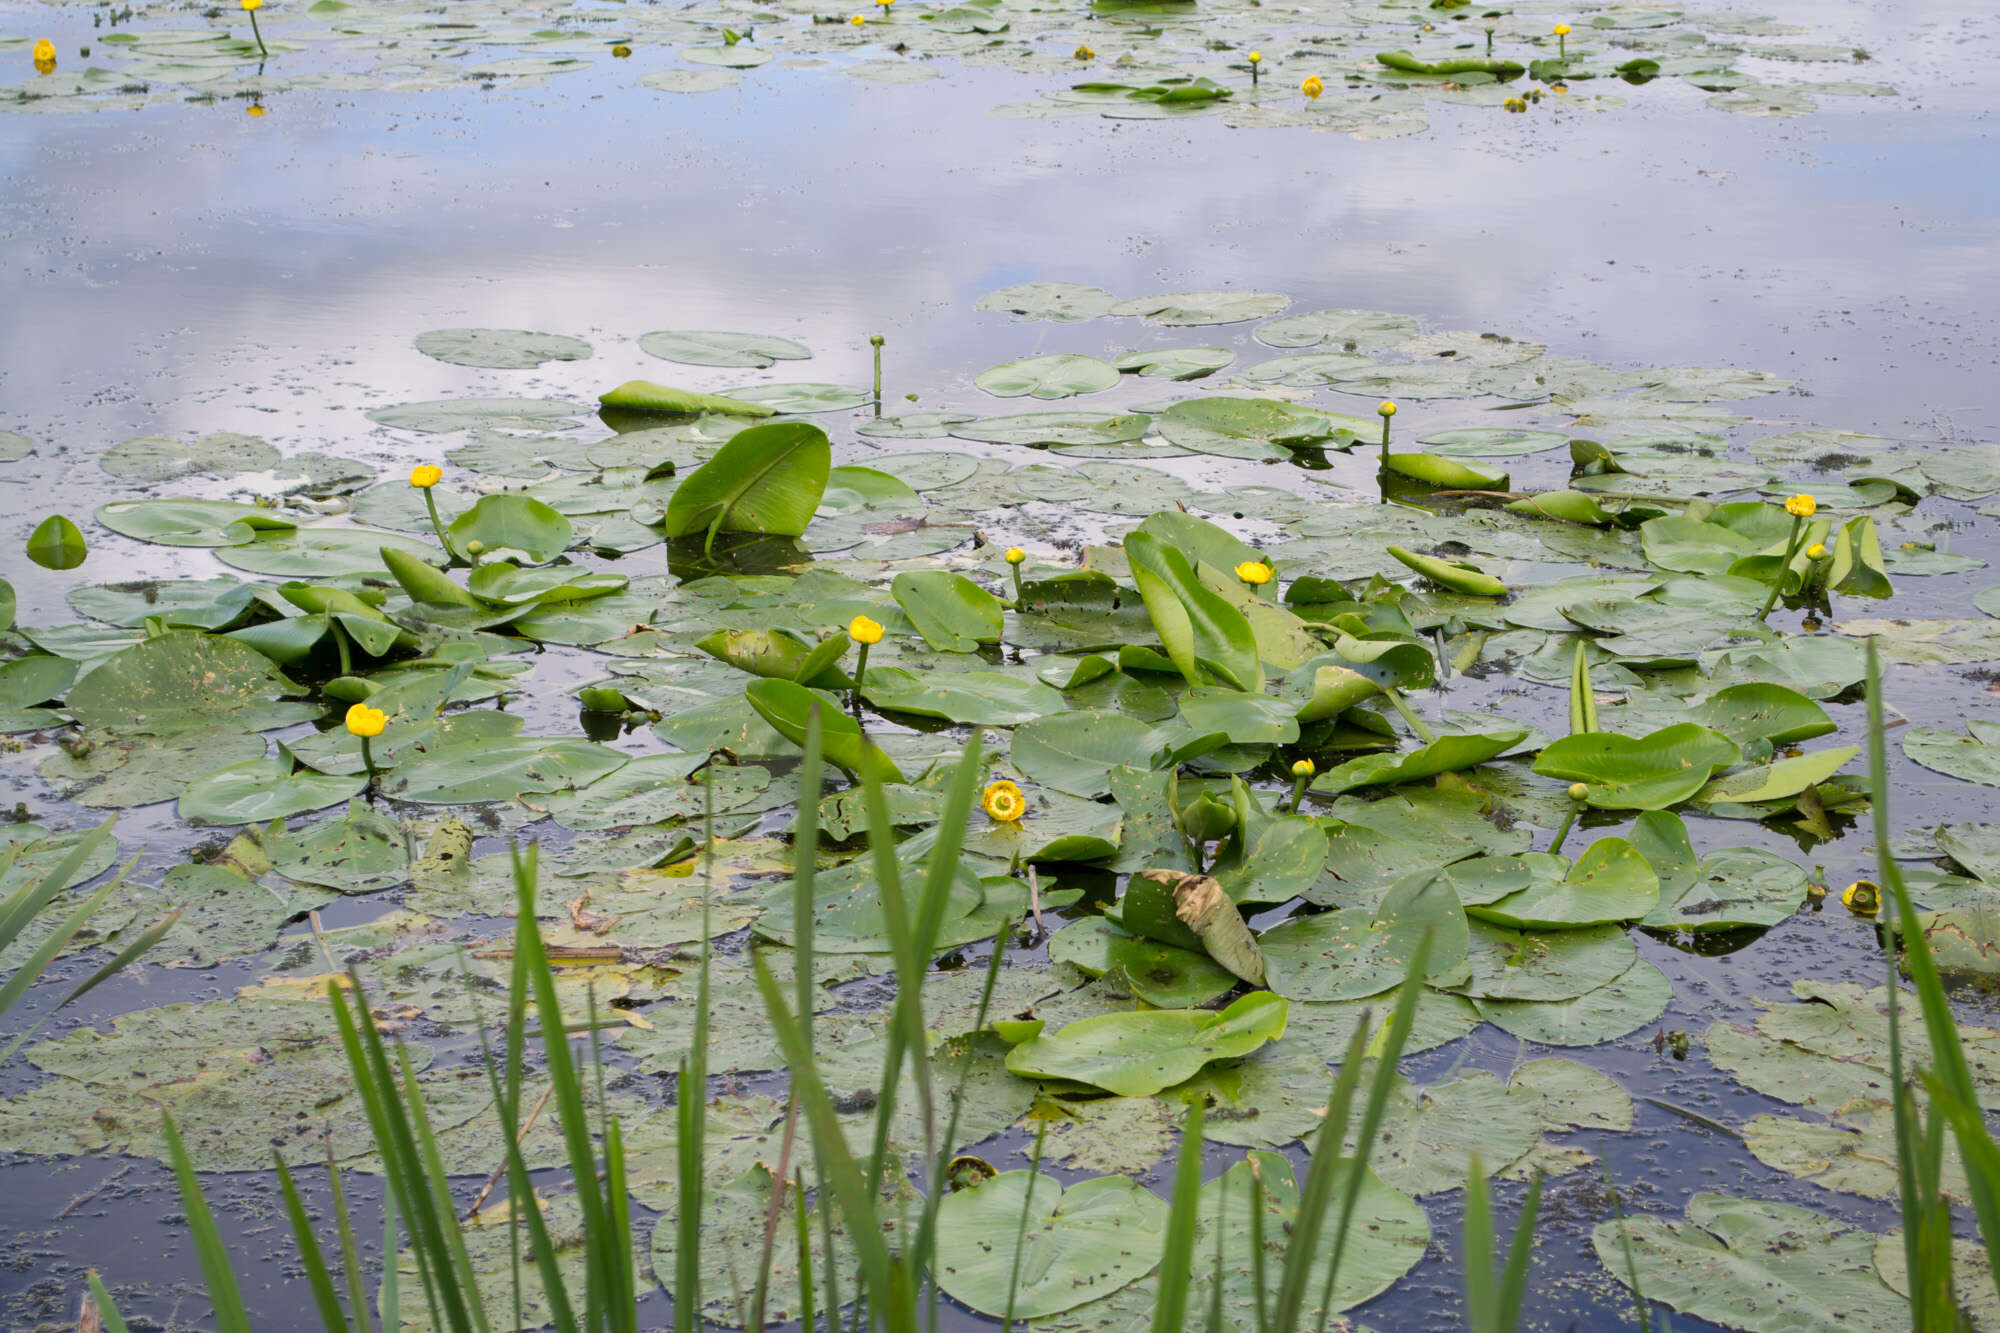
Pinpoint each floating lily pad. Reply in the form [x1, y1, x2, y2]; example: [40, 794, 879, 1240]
[414, 328, 592, 369]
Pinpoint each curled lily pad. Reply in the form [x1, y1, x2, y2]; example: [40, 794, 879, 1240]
[1533, 723, 1740, 809]
[1004, 991, 1288, 1095]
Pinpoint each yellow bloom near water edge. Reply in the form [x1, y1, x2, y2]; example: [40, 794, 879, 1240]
[410, 464, 443, 488]
[1377, 400, 1397, 418]
[242, 0, 263, 11]
[1235, 561, 1273, 586]
[848, 614, 884, 645]
[1807, 543, 1828, 560]
[345, 703, 387, 738]
[1842, 880, 1880, 916]
[1785, 493, 1817, 517]
[1290, 758, 1314, 777]
[982, 780, 1025, 823]
[1553, 23, 1571, 35]
[1301, 75, 1323, 99]
[1005, 547, 1026, 564]
[32, 39, 56, 62]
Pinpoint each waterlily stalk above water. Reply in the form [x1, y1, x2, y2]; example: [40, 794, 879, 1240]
[408, 463, 451, 552]
[1757, 493, 1817, 619]
[243, 0, 268, 59]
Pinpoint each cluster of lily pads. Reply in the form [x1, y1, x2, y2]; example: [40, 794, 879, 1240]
[4, 283, 2000, 1329]
[3, 0, 1894, 128]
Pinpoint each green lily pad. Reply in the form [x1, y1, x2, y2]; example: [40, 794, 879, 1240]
[637, 329, 811, 368]
[931, 1172, 1166, 1318]
[414, 328, 592, 368]
[1004, 991, 1288, 1095]
[976, 353, 1120, 400]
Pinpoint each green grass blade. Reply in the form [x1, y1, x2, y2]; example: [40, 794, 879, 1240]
[0, 815, 115, 953]
[87, 1272, 133, 1333]
[1463, 1154, 1495, 1333]
[1311, 931, 1433, 1333]
[794, 1167, 816, 1333]
[795, 704, 824, 1056]
[378, 1186, 401, 1333]
[325, 1147, 374, 1333]
[1152, 1096, 1208, 1328]
[395, 1043, 491, 1333]
[750, 954, 907, 1327]
[276, 1151, 353, 1331]
[1495, 1170, 1542, 1330]
[0, 857, 136, 1040]
[160, 1113, 254, 1333]
[1272, 1021, 1372, 1333]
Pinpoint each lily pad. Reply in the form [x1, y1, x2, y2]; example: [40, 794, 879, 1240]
[414, 328, 592, 369]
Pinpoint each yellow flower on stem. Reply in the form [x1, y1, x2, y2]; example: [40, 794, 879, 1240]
[1553, 21, 1569, 56]
[1285, 757, 1316, 812]
[246, 103, 267, 116]
[243, 0, 263, 9]
[612, 43, 632, 56]
[1235, 561, 1273, 587]
[851, 13, 864, 23]
[1005, 547, 1026, 564]
[1806, 543, 1827, 560]
[347, 703, 387, 786]
[409, 465, 450, 552]
[1842, 880, 1881, 916]
[345, 703, 387, 738]
[1074, 44, 1094, 60]
[1248, 50, 1262, 64]
[1377, 400, 1396, 455]
[1301, 75, 1323, 99]
[981, 780, 1026, 823]
[1785, 494, 1817, 517]
[32, 39, 55, 62]
[848, 615, 883, 704]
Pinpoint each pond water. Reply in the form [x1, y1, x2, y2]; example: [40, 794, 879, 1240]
[2, 0, 1999, 1326]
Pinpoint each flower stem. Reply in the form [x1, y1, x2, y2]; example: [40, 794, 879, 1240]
[421, 488, 452, 558]
[249, 8, 267, 58]
[1009, 564, 1024, 608]
[332, 619, 353, 677]
[1756, 515, 1805, 621]
[870, 335, 884, 418]
[851, 643, 870, 711]
[359, 735, 379, 790]
[1381, 686, 1435, 744]
[1549, 802, 1579, 856]
[1286, 772, 1311, 814]
[1379, 416, 1392, 458]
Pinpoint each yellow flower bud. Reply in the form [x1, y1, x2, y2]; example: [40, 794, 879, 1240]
[1785, 494, 1817, 517]
[345, 703, 387, 738]
[1235, 561, 1273, 586]
[1005, 547, 1026, 564]
[1301, 75, 1323, 99]
[1377, 400, 1397, 418]
[981, 780, 1025, 823]
[1248, 50, 1262, 63]
[466, 540, 485, 555]
[1290, 758, 1315, 778]
[1554, 23, 1571, 36]
[242, 0, 263, 11]
[851, 13, 864, 22]
[612, 43, 632, 56]
[1806, 543, 1827, 560]
[849, 615, 884, 645]
[1841, 880, 1881, 916]
[1567, 782, 1590, 802]
[32, 39, 56, 62]
[1074, 44, 1093, 60]
[410, 464, 443, 489]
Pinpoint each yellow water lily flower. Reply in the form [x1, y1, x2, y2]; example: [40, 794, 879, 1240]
[851, 13, 864, 23]
[1785, 494, 1817, 517]
[1553, 22, 1570, 35]
[1301, 75, 1323, 99]
[32, 39, 55, 62]
[981, 780, 1025, 823]
[849, 615, 884, 645]
[1248, 50, 1262, 64]
[1567, 782, 1590, 801]
[1806, 543, 1828, 560]
[246, 103, 267, 115]
[345, 703, 387, 738]
[1290, 758, 1314, 777]
[410, 464, 443, 489]
[1504, 97, 1527, 113]
[1841, 880, 1881, 916]
[612, 43, 632, 56]
[1005, 547, 1026, 564]
[1074, 44, 1094, 60]
[242, 0, 263, 10]
[1236, 561, 1273, 586]
[1377, 400, 1397, 418]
